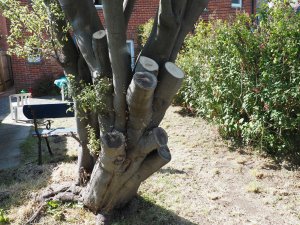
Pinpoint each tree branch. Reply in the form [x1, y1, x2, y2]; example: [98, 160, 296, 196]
[140, 0, 187, 66]
[58, 0, 104, 72]
[170, 0, 209, 61]
[123, 0, 136, 30]
[149, 62, 185, 129]
[126, 72, 157, 148]
[112, 147, 171, 208]
[102, 0, 132, 132]
[92, 31, 112, 79]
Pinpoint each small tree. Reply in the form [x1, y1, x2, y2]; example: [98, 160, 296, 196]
[1, 0, 208, 215]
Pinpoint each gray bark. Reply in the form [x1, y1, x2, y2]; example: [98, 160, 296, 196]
[58, 0, 104, 72]
[135, 56, 159, 76]
[115, 147, 171, 207]
[83, 131, 126, 212]
[44, 0, 95, 175]
[141, 0, 209, 65]
[126, 72, 157, 149]
[102, 0, 132, 132]
[150, 62, 185, 129]
[92, 31, 115, 134]
[140, 0, 187, 65]
[45, 0, 207, 215]
[123, 0, 137, 30]
[92, 30, 112, 79]
[170, 0, 209, 61]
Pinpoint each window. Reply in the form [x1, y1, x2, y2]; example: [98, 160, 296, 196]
[27, 49, 42, 64]
[126, 40, 135, 70]
[231, 0, 242, 8]
[94, 0, 102, 9]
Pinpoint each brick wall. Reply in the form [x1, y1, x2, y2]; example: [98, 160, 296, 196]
[3, 0, 255, 92]
[202, 0, 255, 20]
[12, 56, 63, 92]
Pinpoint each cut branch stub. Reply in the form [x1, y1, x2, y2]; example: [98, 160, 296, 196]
[126, 72, 157, 148]
[100, 131, 126, 173]
[114, 147, 171, 208]
[136, 127, 168, 156]
[150, 62, 185, 129]
[135, 56, 159, 76]
[92, 30, 112, 79]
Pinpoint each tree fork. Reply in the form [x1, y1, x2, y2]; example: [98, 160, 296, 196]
[101, 127, 169, 211]
[58, 0, 104, 72]
[107, 146, 171, 210]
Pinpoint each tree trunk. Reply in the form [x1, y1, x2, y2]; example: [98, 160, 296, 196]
[55, 0, 208, 214]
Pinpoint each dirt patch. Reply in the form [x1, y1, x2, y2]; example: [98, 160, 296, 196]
[141, 106, 300, 225]
[0, 106, 299, 224]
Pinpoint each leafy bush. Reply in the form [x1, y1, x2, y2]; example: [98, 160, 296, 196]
[176, 1, 300, 158]
[137, 18, 154, 50]
[31, 75, 61, 97]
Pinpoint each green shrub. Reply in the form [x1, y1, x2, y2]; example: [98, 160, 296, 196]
[137, 18, 154, 50]
[176, 0, 300, 158]
[31, 75, 60, 97]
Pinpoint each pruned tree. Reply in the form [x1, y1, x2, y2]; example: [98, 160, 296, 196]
[1, 0, 208, 217]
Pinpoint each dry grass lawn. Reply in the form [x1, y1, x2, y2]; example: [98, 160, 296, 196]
[0, 106, 299, 225]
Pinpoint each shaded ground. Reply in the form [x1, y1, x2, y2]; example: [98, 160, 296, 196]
[0, 106, 299, 224]
[0, 87, 14, 121]
[0, 94, 63, 170]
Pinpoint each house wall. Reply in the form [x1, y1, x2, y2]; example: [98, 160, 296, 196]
[202, 0, 255, 20]
[4, 0, 255, 92]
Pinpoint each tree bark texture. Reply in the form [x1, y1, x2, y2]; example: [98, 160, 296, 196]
[141, 0, 209, 65]
[53, 0, 208, 213]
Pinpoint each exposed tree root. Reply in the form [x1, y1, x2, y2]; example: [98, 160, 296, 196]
[26, 182, 84, 224]
[25, 202, 47, 225]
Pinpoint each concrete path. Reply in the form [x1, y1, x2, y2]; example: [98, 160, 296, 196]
[0, 91, 62, 170]
[0, 87, 14, 121]
[0, 117, 32, 170]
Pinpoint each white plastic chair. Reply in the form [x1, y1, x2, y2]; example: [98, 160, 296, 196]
[9, 93, 31, 122]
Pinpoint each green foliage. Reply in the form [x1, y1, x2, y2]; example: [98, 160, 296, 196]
[0, 0, 68, 59]
[46, 200, 65, 221]
[137, 18, 154, 49]
[86, 125, 101, 156]
[176, 0, 300, 157]
[47, 199, 61, 209]
[68, 75, 112, 117]
[0, 209, 9, 224]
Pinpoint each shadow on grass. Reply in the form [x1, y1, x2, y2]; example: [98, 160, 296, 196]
[174, 107, 197, 118]
[109, 196, 197, 225]
[158, 167, 187, 175]
[0, 130, 77, 211]
[228, 140, 300, 170]
[175, 104, 300, 170]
